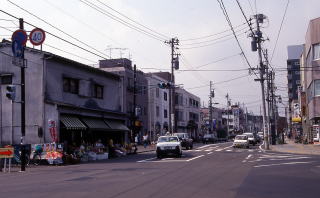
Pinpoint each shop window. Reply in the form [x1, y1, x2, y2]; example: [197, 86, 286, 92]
[93, 84, 104, 99]
[63, 77, 79, 94]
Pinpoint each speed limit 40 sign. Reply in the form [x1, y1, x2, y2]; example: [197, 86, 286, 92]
[29, 28, 46, 46]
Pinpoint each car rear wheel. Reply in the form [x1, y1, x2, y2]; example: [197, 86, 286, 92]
[157, 153, 162, 159]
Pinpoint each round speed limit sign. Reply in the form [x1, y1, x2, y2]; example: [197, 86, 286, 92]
[29, 28, 46, 46]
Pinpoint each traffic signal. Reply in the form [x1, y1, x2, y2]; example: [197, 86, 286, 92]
[158, 82, 172, 89]
[6, 85, 16, 100]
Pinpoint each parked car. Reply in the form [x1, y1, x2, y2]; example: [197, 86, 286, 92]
[173, 133, 193, 149]
[233, 135, 249, 148]
[156, 136, 182, 158]
[243, 132, 257, 145]
[257, 132, 264, 139]
[202, 134, 217, 144]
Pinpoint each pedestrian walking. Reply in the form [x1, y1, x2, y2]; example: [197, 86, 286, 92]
[143, 133, 148, 148]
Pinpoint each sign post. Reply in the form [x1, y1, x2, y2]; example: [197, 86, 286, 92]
[0, 147, 14, 173]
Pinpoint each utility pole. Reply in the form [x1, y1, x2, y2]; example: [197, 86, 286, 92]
[132, 64, 137, 142]
[226, 93, 230, 137]
[165, 38, 179, 133]
[19, 18, 26, 171]
[253, 14, 270, 150]
[209, 81, 214, 134]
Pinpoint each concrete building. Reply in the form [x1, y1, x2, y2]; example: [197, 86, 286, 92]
[301, 17, 320, 142]
[287, 45, 304, 139]
[0, 40, 128, 146]
[146, 73, 169, 141]
[99, 58, 149, 141]
[175, 87, 200, 139]
[200, 107, 225, 137]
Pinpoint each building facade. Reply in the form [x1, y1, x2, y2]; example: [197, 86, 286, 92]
[287, 45, 304, 139]
[99, 59, 149, 141]
[146, 73, 169, 141]
[0, 41, 128, 146]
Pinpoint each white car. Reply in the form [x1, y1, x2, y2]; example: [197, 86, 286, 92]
[243, 132, 257, 145]
[156, 136, 182, 158]
[233, 135, 249, 148]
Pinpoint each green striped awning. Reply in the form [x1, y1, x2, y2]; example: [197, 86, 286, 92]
[60, 115, 87, 130]
[81, 117, 110, 130]
[104, 120, 129, 131]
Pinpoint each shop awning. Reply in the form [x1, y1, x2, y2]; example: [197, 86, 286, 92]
[104, 120, 129, 131]
[60, 115, 87, 130]
[81, 117, 110, 130]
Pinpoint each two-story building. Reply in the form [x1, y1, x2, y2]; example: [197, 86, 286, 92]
[0, 40, 128, 146]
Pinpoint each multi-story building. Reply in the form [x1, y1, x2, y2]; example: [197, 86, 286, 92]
[99, 58, 149, 140]
[222, 103, 245, 136]
[287, 45, 304, 138]
[175, 87, 201, 139]
[0, 40, 128, 146]
[200, 107, 225, 137]
[146, 73, 169, 141]
[301, 17, 320, 142]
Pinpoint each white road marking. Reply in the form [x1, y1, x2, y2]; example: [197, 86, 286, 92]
[269, 157, 311, 161]
[248, 159, 262, 163]
[207, 152, 213, 155]
[204, 149, 213, 152]
[246, 154, 253, 160]
[186, 155, 205, 162]
[254, 161, 315, 168]
[259, 155, 307, 159]
[215, 145, 233, 152]
[226, 150, 232, 152]
[248, 150, 254, 152]
[198, 145, 213, 149]
[137, 157, 157, 163]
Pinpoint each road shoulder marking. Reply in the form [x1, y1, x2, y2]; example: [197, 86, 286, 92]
[253, 161, 315, 168]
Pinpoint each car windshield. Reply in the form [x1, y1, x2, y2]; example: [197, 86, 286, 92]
[173, 133, 184, 138]
[158, 136, 179, 142]
[247, 134, 254, 138]
[235, 136, 247, 140]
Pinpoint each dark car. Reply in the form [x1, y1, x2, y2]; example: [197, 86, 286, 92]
[202, 134, 217, 144]
[173, 133, 193, 149]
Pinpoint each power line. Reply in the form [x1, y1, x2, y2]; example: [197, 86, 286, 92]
[6, 0, 110, 59]
[0, 10, 110, 60]
[181, 26, 249, 46]
[217, 0, 258, 79]
[270, 0, 290, 62]
[79, 0, 166, 42]
[95, 0, 169, 40]
[179, 30, 247, 50]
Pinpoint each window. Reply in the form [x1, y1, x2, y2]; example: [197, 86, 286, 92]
[313, 43, 320, 60]
[156, 88, 159, 98]
[189, 98, 192, 106]
[296, 80, 301, 85]
[0, 74, 12, 84]
[315, 80, 320, 96]
[93, 84, 104, 99]
[164, 109, 168, 118]
[164, 92, 167, 101]
[143, 86, 147, 95]
[63, 77, 79, 94]
[156, 106, 160, 117]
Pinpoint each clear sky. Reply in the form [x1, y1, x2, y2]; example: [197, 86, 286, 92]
[1, 0, 319, 116]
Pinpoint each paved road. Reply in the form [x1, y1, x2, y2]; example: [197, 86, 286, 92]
[1, 142, 320, 198]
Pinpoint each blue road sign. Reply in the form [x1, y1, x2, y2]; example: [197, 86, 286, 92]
[11, 40, 24, 58]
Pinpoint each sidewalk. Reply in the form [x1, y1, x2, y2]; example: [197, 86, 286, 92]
[270, 139, 320, 155]
[136, 144, 155, 153]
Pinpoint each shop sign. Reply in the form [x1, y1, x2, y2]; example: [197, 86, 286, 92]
[48, 120, 57, 142]
[0, 147, 14, 158]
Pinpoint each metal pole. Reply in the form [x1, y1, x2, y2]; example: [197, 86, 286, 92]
[133, 64, 137, 141]
[226, 93, 230, 137]
[255, 14, 269, 150]
[19, 18, 26, 171]
[209, 81, 213, 134]
[171, 38, 175, 133]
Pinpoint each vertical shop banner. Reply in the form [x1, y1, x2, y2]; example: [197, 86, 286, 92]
[48, 120, 57, 142]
